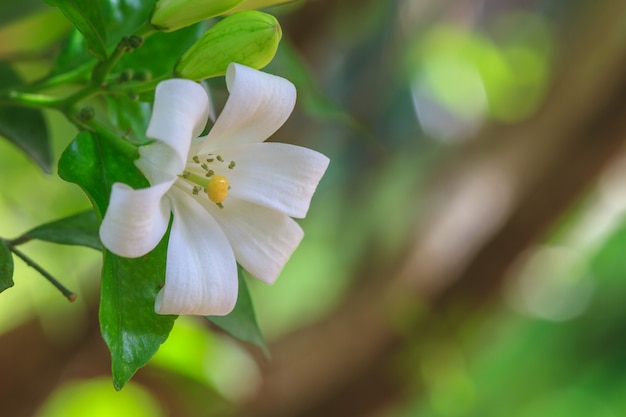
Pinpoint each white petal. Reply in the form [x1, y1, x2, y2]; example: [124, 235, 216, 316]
[200, 197, 304, 284]
[145, 79, 210, 175]
[220, 143, 330, 218]
[100, 180, 173, 258]
[155, 185, 238, 315]
[199, 63, 296, 152]
[136, 141, 183, 184]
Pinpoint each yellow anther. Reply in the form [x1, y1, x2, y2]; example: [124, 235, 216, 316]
[207, 175, 229, 204]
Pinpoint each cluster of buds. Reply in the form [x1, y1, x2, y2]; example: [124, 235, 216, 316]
[149, 0, 291, 79]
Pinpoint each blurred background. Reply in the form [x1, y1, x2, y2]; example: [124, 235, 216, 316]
[2, 0, 626, 416]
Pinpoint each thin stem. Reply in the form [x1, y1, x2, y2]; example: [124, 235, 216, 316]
[134, 21, 158, 38]
[9, 246, 77, 302]
[92, 43, 129, 86]
[0, 90, 66, 109]
[24, 63, 93, 92]
[8, 235, 32, 246]
[61, 85, 101, 109]
[0, 21, 158, 113]
[68, 115, 140, 158]
[106, 72, 172, 95]
[91, 23, 156, 87]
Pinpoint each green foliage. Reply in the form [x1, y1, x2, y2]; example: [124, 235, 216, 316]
[0, 62, 52, 173]
[116, 23, 204, 80]
[101, 238, 176, 390]
[44, 0, 108, 59]
[0, 0, 292, 389]
[21, 211, 102, 250]
[58, 131, 146, 211]
[59, 131, 175, 389]
[52, 0, 156, 74]
[0, 239, 14, 293]
[207, 267, 269, 356]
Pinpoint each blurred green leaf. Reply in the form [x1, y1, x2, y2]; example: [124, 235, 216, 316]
[52, 29, 95, 77]
[44, 0, 108, 60]
[21, 210, 102, 250]
[0, 0, 47, 25]
[59, 131, 176, 389]
[0, 62, 52, 173]
[0, 239, 14, 293]
[36, 378, 164, 417]
[275, 42, 357, 124]
[207, 267, 268, 356]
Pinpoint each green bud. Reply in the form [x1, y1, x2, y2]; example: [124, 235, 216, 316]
[174, 11, 282, 80]
[150, 0, 246, 32]
[228, 0, 295, 13]
[117, 70, 134, 83]
[78, 106, 95, 122]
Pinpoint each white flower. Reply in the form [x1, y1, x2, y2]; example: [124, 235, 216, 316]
[99, 63, 329, 316]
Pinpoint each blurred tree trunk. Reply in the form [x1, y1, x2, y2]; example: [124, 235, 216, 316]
[237, 1, 626, 416]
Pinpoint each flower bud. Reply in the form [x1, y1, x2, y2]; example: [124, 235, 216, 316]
[228, 0, 295, 13]
[151, 0, 246, 32]
[174, 11, 281, 80]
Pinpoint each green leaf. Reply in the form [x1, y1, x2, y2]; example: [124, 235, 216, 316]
[105, 95, 152, 144]
[0, 239, 14, 293]
[45, 0, 108, 60]
[52, 0, 157, 74]
[116, 23, 204, 79]
[59, 131, 176, 389]
[0, 62, 52, 173]
[101, 234, 175, 390]
[58, 130, 145, 211]
[21, 211, 102, 250]
[207, 266, 269, 357]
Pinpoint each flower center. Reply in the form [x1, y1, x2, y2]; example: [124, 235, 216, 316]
[182, 153, 236, 209]
[207, 175, 229, 204]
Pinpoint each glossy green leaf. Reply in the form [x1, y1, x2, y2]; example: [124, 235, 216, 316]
[59, 131, 176, 389]
[58, 130, 144, 210]
[105, 95, 152, 145]
[45, 0, 108, 60]
[0, 239, 14, 293]
[101, 233, 174, 390]
[207, 266, 268, 356]
[116, 23, 204, 79]
[52, 0, 157, 74]
[21, 211, 102, 250]
[0, 62, 52, 173]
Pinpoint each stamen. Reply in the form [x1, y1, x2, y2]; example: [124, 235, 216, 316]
[207, 158, 214, 163]
[217, 203, 224, 209]
[182, 171, 191, 178]
[207, 175, 229, 204]
[192, 155, 200, 163]
[201, 163, 209, 171]
[205, 169, 214, 177]
[192, 186, 202, 195]
[216, 155, 224, 162]
[228, 161, 236, 169]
